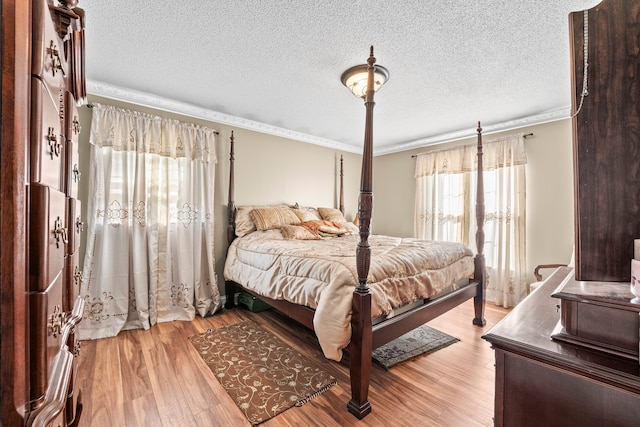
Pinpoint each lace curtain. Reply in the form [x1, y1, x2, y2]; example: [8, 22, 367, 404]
[79, 104, 220, 340]
[414, 134, 528, 307]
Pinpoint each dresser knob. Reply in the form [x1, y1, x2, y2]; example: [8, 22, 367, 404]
[46, 40, 65, 77]
[72, 164, 81, 183]
[53, 216, 68, 248]
[75, 216, 84, 233]
[46, 127, 62, 159]
[47, 305, 65, 338]
[73, 266, 83, 287]
[72, 117, 81, 135]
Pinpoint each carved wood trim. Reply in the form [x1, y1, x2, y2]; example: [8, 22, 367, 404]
[1, 0, 31, 423]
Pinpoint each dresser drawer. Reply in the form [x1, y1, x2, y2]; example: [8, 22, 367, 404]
[28, 271, 65, 408]
[64, 141, 80, 199]
[63, 251, 81, 313]
[66, 198, 82, 257]
[30, 78, 64, 191]
[30, 184, 67, 292]
[31, 0, 68, 92]
[64, 90, 81, 198]
[63, 90, 81, 143]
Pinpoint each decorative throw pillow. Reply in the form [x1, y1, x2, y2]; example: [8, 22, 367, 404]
[250, 207, 300, 231]
[280, 224, 321, 240]
[299, 219, 351, 236]
[291, 208, 321, 222]
[318, 223, 350, 235]
[318, 207, 348, 225]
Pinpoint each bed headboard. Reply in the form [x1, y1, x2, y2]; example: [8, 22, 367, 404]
[225, 131, 347, 246]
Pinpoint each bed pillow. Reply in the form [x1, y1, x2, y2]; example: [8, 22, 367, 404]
[235, 205, 258, 237]
[235, 204, 288, 237]
[280, 224, 321, 240]
[299, 219, 351, 236]
[250, 206, 300, 231]
[317, 222, 351, 235]
[317, 207, 360, 234]
[291, 207, 321, 222]
[318, 207, 348, 225]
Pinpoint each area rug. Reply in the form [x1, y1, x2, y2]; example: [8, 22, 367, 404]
[188, 320, 337, 426]
[372, 324, 460, 370]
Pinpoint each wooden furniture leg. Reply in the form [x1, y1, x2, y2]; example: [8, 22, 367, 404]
[347, 291, 372, 419]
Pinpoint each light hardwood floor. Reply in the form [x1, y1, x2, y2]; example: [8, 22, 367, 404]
[76, 300, 509, 426]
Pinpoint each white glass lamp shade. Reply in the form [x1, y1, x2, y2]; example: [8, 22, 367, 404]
[341, 64, 390, 98]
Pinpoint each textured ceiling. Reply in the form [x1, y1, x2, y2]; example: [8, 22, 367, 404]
[82, 0, 602, 154]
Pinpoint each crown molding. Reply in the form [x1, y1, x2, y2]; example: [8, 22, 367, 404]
[87, 81, 571, 157]
[86, 81, 362, 154]
[373, 108, 572, 156]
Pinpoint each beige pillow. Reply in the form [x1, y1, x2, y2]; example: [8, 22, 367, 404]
[280, 225, 321, 240]
[235, 205, 258, 237]
[299, 219, 351, 236]
[250, 207, 300, 231]
[292, 207, 321, 222]
[317, 222, 350, 235]
[235, 204, 288, 237]
[317, 207, 347, 225]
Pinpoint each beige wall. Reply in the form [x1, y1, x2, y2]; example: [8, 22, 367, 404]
[373, 119, 575, 284]
[78, 98, 575, 291]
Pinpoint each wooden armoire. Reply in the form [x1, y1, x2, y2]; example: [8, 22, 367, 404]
[1, 1, 87, 425]
[571, 0, 640, 282]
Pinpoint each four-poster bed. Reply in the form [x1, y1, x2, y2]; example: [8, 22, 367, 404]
[223, 48, 486, 419]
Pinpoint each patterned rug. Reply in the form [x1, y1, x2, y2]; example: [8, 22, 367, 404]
[372, 324, 460, 370]
[188, 320, 337, 426]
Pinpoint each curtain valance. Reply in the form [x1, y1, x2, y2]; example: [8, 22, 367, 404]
[414, 134, 527, 178]
[90, 103, 217, 163]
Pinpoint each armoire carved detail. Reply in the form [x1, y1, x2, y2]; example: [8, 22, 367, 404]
[1, 1, 87, 425]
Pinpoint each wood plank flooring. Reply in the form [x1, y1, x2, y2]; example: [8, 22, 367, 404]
[76, 300, 509, 426]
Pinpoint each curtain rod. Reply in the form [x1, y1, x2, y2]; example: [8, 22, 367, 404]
[410, 132, 534, 158]
[86, 103, 220, 135]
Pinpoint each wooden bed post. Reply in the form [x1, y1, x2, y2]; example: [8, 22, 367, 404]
[225, 131, 237, 309]
[339, 155, 345, 215]
[473, 122, 487, 326]
[347, 46, 378, 420]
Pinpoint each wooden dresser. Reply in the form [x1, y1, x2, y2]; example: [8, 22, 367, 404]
[1, 1, 87, 425]
[483, 267, 640, 426]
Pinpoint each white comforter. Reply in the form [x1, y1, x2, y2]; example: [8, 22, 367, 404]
[223, 229, 474, 361]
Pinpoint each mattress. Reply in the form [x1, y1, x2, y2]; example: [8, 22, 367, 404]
[224, 229, 474, 361]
